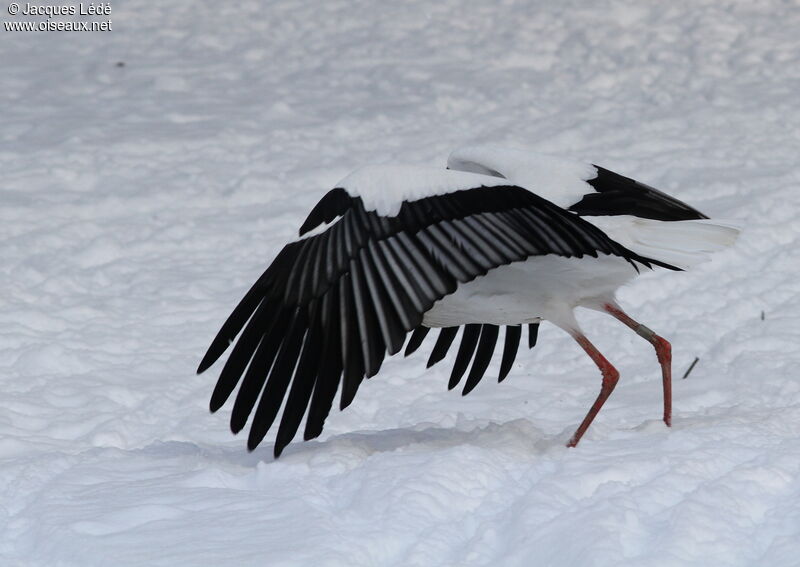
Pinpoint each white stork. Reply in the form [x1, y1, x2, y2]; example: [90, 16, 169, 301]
[198, 145, 739, 457]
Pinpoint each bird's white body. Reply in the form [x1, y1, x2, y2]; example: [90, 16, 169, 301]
[422, 254, 635, 330]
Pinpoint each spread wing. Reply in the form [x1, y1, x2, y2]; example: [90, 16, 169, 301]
[198, 173, 674, 456]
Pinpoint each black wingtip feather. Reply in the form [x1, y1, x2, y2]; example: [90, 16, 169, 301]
[272, 307, 324, 458]
[448, 324, 481, 390]
[303, 288, 343, 442]
[207, 302, 273, 417]
[499, 325, 521, 382]
[405, 327, 430, 357]
[528, 323, 540, 349]
[427, 327, 458, 368]
[197, 334, 237, 376]
[246, 310, 308, 451]
[462, 324, 498, 396]
[246, 436, 259, 453]
[198, 249, 295, 375]
[228, 309, 290, 435]
[209, 396, 224, 414]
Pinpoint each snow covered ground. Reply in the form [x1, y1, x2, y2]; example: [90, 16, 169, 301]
[3, 0, 800, 565]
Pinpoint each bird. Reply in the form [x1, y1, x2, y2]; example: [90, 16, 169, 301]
[197, 144, 739, 457]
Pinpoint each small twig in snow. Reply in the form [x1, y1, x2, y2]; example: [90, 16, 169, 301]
[682, 356, 700, 379]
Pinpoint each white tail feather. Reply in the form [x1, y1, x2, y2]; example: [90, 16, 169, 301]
[585, 216, 741, 269]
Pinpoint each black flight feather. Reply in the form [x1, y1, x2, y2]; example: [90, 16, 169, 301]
[448, 324, 481, 390]
[528, 323, 540, 349]
[405, 327, 430, 357]
[499, 325, 521, 382]
[462, 324, 499, 395]
[428, 327, 458, 368]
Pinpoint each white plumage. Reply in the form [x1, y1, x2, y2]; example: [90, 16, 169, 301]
[448, 144, 597, 208]
[583, 215, 740, 269]
[422, 254, 635, 330]
[198, 144, 739, 457]
[335, 164, 510, 216]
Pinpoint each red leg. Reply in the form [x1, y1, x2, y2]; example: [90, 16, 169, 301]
[604, 303, 672, 427]
[567, 333, 620, 447]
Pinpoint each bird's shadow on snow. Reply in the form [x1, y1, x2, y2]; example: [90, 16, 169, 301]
[247, 418, 567, 466]
[130, 413, 695, 470]
[135, 418, 571, 468]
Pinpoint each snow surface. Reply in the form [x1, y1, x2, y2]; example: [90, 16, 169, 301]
[3, 1, 800, 566]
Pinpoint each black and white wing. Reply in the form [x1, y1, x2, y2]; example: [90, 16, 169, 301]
[197, 166, 673, 457]
[447, 144, 709, 220]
